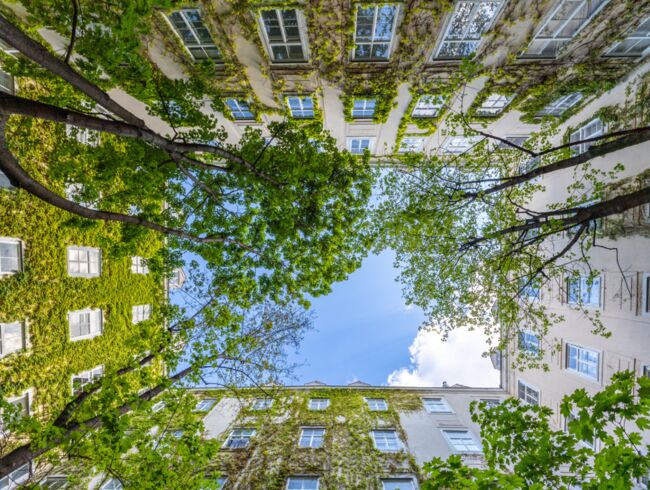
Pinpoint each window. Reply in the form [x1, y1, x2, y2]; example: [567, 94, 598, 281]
[353, 5, 398, 60]
[606, 16, 650, 57]
[351, 99, 376, 118]
[412, 95, 445, 117]
[398, 137, 426, 153]
[260, 9, 308, 62]
[100, 479, 123, 490]
[0, 390, 30, 433]
[152, 400, 165, 412]
[536, 92, 583, 117]
[565, 412, 596, 448]
[195, 398, 217, 412]
[567, 275, 601, 307]
[131, 256, 149, 274]
[68, 308, 102, 341]
[0, 67, 13, 94]
[308, 398, 330, 410]
[64, 183, 99, 209]
[517, 380, 539, 406]
[642, 273, 650, 316]
[371, 429, 402, 452]
[286, 96, 315, 118]
[519, 331, 540, 354]
[498, 135, 528, 149]
[66, 246, 101, 277]
[167, 9, 221, 61]
[0, 169, 13, 189]
[223, 428, 256, 449]
[442, 429, 481, 452]
[475, 93, 515, 117]
[441, 135, 483, 153]
[132, 304, 152, 324]
[434, 0, 503, 59]
[366, 398, 388, 411]
[423, 397, 453, 413]
[644, 365, 650, 378]
[479, 398, 501, 408]
[40, 476, 70, 489]
[566, 343, 600, 381]
[348, 138, 374, 155]
[71, 365, 104, 395]
[225, 98, 255, 120]
[0, 321, 26, 358]
[65, 124, 99, 146]
[570, 118, 605, 154]
[0, 238, 22, 275]
[299, 428, 325, 448]
[0, 463, 30, 489]
[286, 477, 320, 490]
[381, 479, 417, 490]
[252, 398, 273, 410]
[523, 0, 609, 58]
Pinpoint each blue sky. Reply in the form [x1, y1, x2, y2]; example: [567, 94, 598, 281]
[287, 250, 501, 388]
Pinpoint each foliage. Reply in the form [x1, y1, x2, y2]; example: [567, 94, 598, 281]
[422, 371, 650, 489]
[205, 387, 424, 488]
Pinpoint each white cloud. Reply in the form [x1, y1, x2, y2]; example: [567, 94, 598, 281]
[387, 327, 500, 388]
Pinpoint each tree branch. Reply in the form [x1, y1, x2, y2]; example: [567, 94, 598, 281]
[64, 0, 79, 64]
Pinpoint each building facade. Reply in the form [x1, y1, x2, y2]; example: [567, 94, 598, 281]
[192, 382, 506, 489]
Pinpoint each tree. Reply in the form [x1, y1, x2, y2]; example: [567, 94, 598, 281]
[0, 299, 313, 487]
[0, 4, 372, 486]
[374, 86, 650, 368]
[421, 370, 650, 489]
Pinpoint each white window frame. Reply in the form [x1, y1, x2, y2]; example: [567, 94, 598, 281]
[222, 427, 256, 449]
[566, 274, 602, 308]
[0, 320, 27, 358]
[479, 398, 501, 408]
[352, 4, 399, 61]
[441, 429, 482, 453]
[570, 118, 605, 154]
[225, 98, 255, 120]
[517, 379, 540, 406]
[643, 365, 650, 378]
[0, 237, 23, 275]
[1, 389, 31, 433]
[71, 365, 104, 396]
[298, 427, 325, 448]
[347, 137, 375, 155]
[65, 124, 100, 146]
[641, 272, 650, 316]
[411, 95, 445, 118]
[441, 135, 483, 154]
[68, 308, 103, 341]
[433, 0, 504, 59]
[371, 429, 402, 452]
[0, 66, 13, 94]
[519, 330, 540, 354]
[565, 343, 601, 381]
[166, 9, 222, 62]
[398, 137, 426, 153]
[132, 304, 152, 324]
[0, 462, 30, 489]
[351, 98, 377, 119]
[522, 0, 610, 58]
[422, 397, 454, 413]
[606, 16, 650, 57]
[195, 398, 217, 412]
[252, 398, 273, 410]
[286, 476, 320, 490]
[99, 478, 123, 490]
[536, 92, 584, 117]
[131, 256, 149, 274]
[308, 398, 330, 410]
[381, 478, 417, 490]
[498, 135, 529, 149]
[365, 397, 388, 411]
[286, 96, 315, 118]
[259, 8, 309, 62]
[475, 93, 515, 117]
[66, 246, 101, 278]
